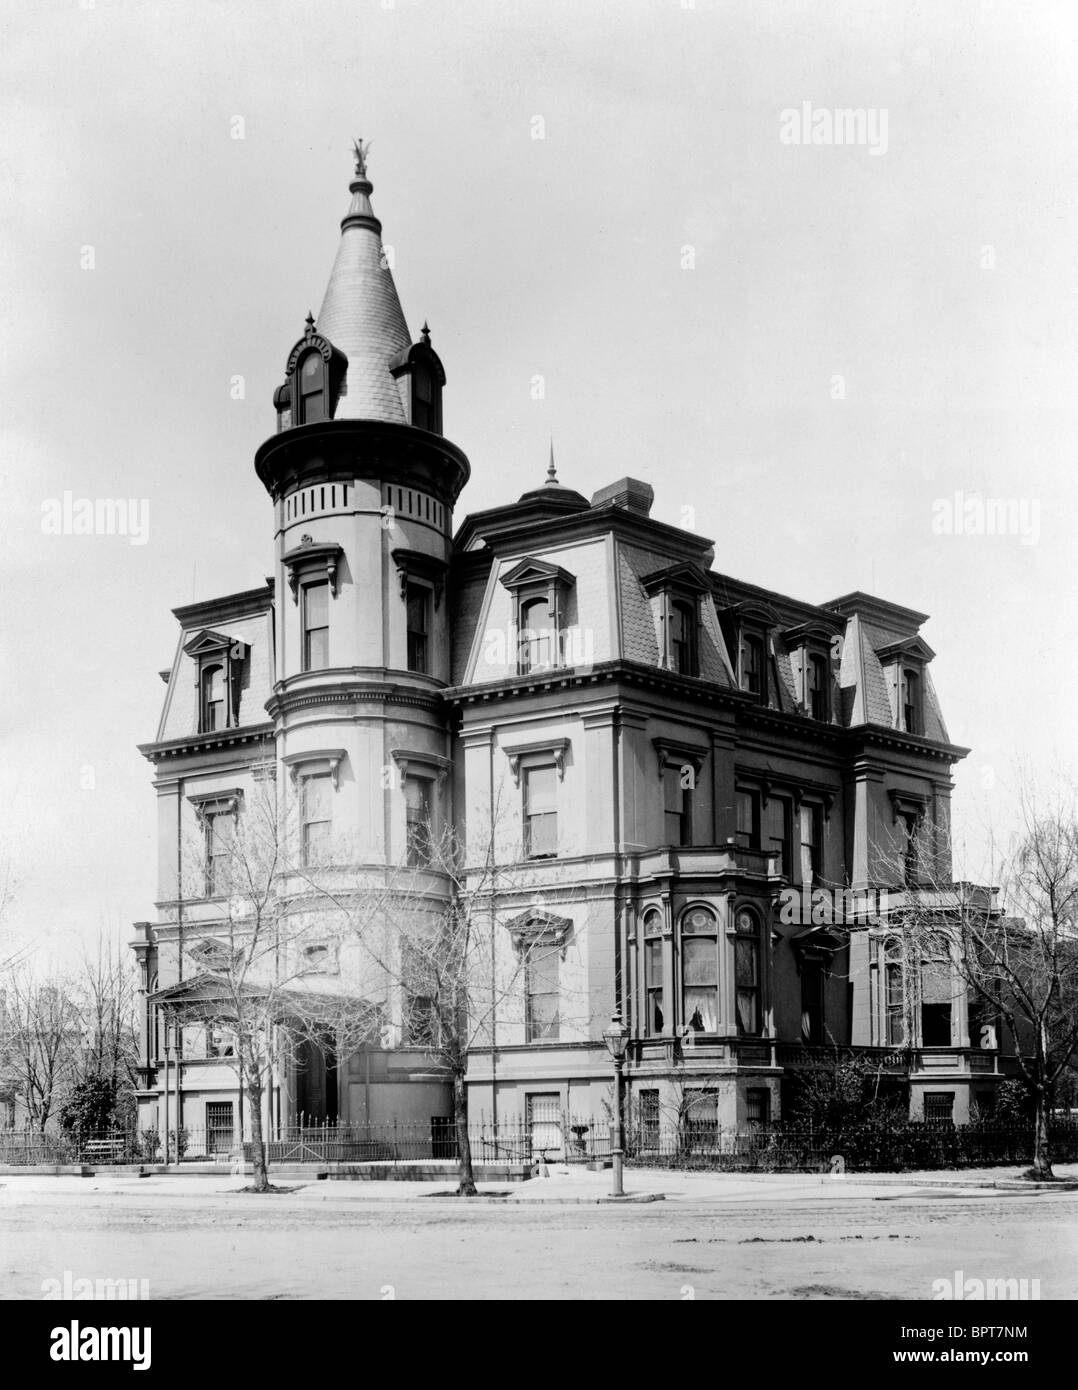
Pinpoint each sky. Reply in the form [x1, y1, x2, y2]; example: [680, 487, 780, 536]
[2, 0, 1077, 964]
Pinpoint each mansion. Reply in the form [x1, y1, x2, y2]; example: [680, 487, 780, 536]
[132, 148, 1012, 1152]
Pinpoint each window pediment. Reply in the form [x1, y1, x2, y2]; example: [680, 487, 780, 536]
[652, 737, 708, 779]
[889, 789, 928, 824]
[505, 909, 574, 959]
[282, 538, 343, 601]
[392, 549, 448, 608]
[282, 748, 347, 789]
[390, 748, 452, 786]
[878, 636, 935, 664]
[640, 561, 711, 597]
[188, 788, 243, 819]
[503, 737, 570, 784]
[500, 558, 575, 592]
[184, 629, 248, 660]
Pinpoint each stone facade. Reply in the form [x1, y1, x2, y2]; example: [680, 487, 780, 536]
[132, 155, 1012, 1150]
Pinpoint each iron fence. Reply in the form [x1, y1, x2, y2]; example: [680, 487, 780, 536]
[625, 1120, 1078, 1173]
[5, 1118, 1075, 1172]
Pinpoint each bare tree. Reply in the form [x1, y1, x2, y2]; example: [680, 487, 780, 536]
[898, 788, 1078, 1179]
[164, 779, 375, 1193]
[336, 806, 593, 1196]
[74, 934, 140, 1103]
[0, 966, 81, 1130]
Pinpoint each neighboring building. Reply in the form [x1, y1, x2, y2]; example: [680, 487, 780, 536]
[132, 146, 1013, 1150]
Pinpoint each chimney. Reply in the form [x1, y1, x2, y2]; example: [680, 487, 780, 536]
[590, 477, 654, 516]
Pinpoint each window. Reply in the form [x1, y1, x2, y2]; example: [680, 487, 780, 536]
[681, 1090, 719, 1151]
[740, 633, 764, 696]
[644, 938, 664, 1035]
[900, 811, 920, 885]
[923, 1091, 955, 1126]
[200, 664, 225, 733]
[301, 773, 332, 866]
[404, 776, 433, 868]
[302, 581, 329, 671]
[800, 959, 825, 1044]
[205, 1101, 234, 1155]
[669, 599, 698, 676]
[765, 796, 792, 877]
[402, 941, 436, 1047]
[297, 351, 326, 424]
[921, 936, 953, 1047]
[735, 788, 761, 851]
[663, 764, 692, 846]
[901, 667, 922, 734]
[205, 810, 234, 896]
[411, 364, 435, 431]
[807, 653, 829, 720]
[527, 1094, 562, 1157]
[207, 1025, 235, 1059]
[518, 595, 554, 673]
[406, 583, 431, 674]
[523, 764, 557, 859]
[735, 909, 761, 1036]
[525, 946, 560, 1042]
[884, 937, 906, 1045]
[746, 1088, 771, 1129]
[639, 1089, 660, 1149]
[799, 803, 823, 885]
[683, 939, 718, 1033]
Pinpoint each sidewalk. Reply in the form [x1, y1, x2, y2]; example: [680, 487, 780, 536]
[3, 1162, 1076, 1205]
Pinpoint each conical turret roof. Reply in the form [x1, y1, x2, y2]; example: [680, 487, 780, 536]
[315, 141, 412, 423]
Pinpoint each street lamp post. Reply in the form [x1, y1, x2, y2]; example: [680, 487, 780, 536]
[602, 1012, 630, 1198]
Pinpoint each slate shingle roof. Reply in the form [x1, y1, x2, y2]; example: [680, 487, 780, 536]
[316, 174, 412, 424]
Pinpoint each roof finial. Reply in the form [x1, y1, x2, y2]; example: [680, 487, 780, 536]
[545, 439, 558, 486]
[421, 321, 431, 342]
[352, 137, 370, 179]
[304, 310, 316, 338]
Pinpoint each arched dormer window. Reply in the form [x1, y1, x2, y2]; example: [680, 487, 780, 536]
[297, 350, 327, 424]
[201, 664, 225, 733]
[275, 316, 347, 431]
[390, 326, 445, 435]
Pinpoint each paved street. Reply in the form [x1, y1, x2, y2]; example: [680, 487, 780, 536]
[2, 1171, 1076, 1299]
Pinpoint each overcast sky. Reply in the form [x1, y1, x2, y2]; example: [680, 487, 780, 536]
[2, 0, 1077, 963]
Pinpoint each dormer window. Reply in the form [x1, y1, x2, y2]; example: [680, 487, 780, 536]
[807, 653, 829, 721]
[275, 317, 347, 431]
[641, 563, 710, 678]
[201, 665, 225, 732]
[520, 594, 553, 672]
[298, 350, 327, 424]
[877, 635, 934, 736]
[740, 633, 764, 695]
[901, 668, 921, 735]
[184, 630, 249, 735]
[670, 600, 698, 676]
[782, 619, 843, 723]
[499, 559, 575, 677]
[390, 326, 445, 435]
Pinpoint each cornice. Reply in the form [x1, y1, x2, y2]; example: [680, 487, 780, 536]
[139, 723, 275, 763]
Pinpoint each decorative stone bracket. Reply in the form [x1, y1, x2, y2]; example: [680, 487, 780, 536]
[282, 748, 347, 789]
[503, 737, 570, 785]
[392, 548, 448, 609]
[390, 748, 452, 787]
[651, 737, 708, 780]
[187, 788, 244, 821]
[282, 538, 343, 602]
